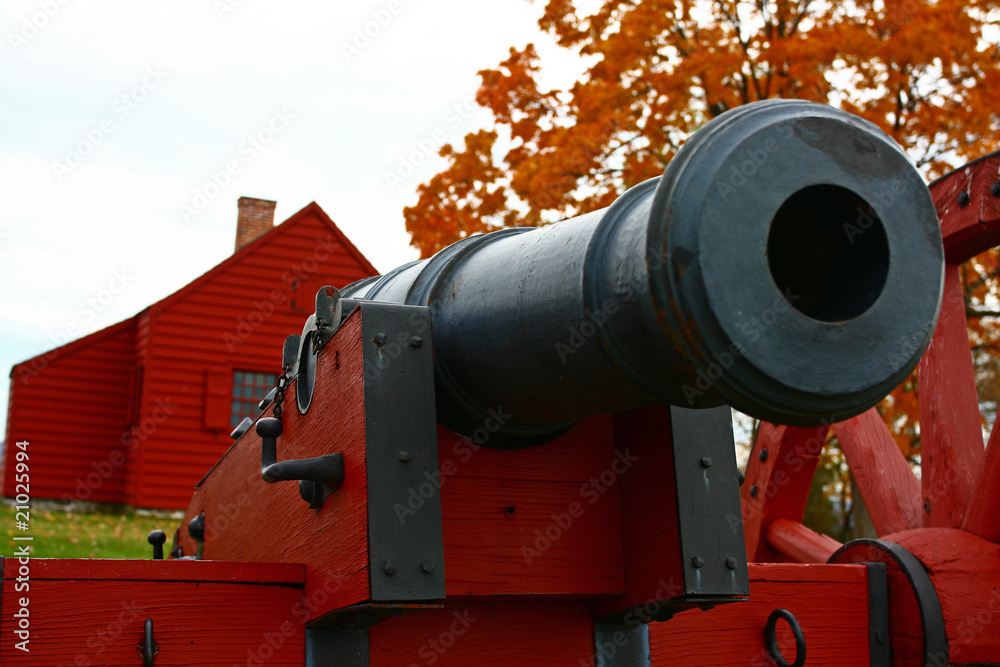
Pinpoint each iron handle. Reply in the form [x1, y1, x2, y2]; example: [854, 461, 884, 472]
[257, 417, 344, 508]
[764, 608, 806, 667]
[139, 618, 158, 666]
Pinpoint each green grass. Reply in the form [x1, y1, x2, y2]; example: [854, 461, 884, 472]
[1, 507, 180, 559]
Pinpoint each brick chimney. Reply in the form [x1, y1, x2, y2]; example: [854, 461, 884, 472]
[235, 197, 277, 251]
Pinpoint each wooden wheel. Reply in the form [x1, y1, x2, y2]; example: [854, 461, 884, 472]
[741, 152, 1000, 666]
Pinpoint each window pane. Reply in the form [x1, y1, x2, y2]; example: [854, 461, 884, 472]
[231, 369, 279, 428]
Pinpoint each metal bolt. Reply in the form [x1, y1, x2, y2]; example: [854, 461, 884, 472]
[410, 336, 423, 347]
[737, 469, 746, 486]
[691, 556, 705, 569]
[750, 484, 758, 498]
[876, 628, 887, 644]
[958, 191, 971, 208]
[759, 448, 768, 462]
[384, 561, 397, 576]
[700, 456, 713, 468]
[421, 561, 436, 574]
[992, 180, 1000, 198]
[374, 332, 388, 346]
[398, 451, 411, 462]
[725, 557, 738, 570]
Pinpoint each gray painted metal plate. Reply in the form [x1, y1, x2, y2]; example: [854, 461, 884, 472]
[671, 405, 751, 598]
[360, 302, 446, 602]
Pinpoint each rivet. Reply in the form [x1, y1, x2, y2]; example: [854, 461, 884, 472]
[383, 561, 397, 575]
[691, 556, 705, 569]
[737, 469, 746, 486]
[421, 561, 436, 574]
[958, 191, 971, 208]
[876, 628, 886, 644]
[374, 332, 387, 346]
[398, 451, 411, 462]
[726, 557, 738, 569]
[759, 448, 768, 462]
[700, 456, 713, 468]
[750, 484, 758, 498]
[992, 180, 1000, 198]
[410, 336, 423, 347]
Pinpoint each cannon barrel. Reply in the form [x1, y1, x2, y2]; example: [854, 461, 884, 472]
[340, 100, 944, 446]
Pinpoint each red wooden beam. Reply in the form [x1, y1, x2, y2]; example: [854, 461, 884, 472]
[833, 408, 921, 535]
[917, 263, 984, 528]
[882, 527, 1000, 666]
[766, 518, 842, 563]
[1, 558, 304, 585]
[0, 560, 306, 665]
[650, 563, 873, 666]
[741, 423, 829, 562]
[929, 152, 1000, 264]
[369, 601, 593, 666]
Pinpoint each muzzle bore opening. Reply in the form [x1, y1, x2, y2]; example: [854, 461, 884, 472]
[767, 184, 889, 323]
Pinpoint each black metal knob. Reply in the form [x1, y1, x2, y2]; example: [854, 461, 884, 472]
[256, 417, 283, 438]
[188, 513, 205, 543]
[147, 530, 166, 560]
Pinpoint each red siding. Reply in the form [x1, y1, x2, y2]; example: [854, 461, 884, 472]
[3, 204, 377, 509]
[130, 210, 375, 507]
[3, 319, 137, 503]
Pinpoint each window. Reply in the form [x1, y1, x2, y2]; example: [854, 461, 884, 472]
[231, 370, 276, 427]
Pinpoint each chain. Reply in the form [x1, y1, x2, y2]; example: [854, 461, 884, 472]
[272, 368, 289, 421]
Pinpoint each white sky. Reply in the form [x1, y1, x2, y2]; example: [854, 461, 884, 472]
[0, 0, 590, 432]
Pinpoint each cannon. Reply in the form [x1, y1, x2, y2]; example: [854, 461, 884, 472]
[13, 102, 1000, 667]
[329, 99, 944, 444]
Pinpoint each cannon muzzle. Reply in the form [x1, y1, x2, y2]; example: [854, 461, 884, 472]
[340, 100, 943, 446]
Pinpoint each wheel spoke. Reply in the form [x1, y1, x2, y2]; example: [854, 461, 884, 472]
[742, 422, 829, 562]
[962, 414, 1000, 541]
[917, 263, 985, 527]
[766, 518, 842, 563]
[833, 409, 921, 536]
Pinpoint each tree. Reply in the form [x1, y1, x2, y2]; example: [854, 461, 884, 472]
[405, 0, 1000, 257]
[405, 1, 1000, 537]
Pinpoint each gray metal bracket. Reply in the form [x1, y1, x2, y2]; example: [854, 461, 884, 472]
[359, 301, 446, 603]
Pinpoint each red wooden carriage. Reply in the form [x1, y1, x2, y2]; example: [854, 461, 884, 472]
[2, 101, 999, 666]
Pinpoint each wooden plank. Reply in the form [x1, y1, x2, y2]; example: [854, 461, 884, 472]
[369, 601, 593, 666]
[766, 518, 842, 563]
[593, 405, 681, 618]
[833, 408, 922, 535]
[650, 563, 871, 666]
[917, 263, 984, 527]
[741, 423, 830, 562]
[4, 558, 305, 585]
[0, 579, 305, 665]
[962, 413, 1000, 541]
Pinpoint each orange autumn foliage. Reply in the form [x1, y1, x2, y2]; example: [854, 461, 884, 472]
[405, 0, 1000, 460]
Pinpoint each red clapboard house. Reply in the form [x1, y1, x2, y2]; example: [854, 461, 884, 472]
[2, 197, 377, 509]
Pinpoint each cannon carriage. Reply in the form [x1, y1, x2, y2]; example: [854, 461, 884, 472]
[3, 99, 999, 666]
